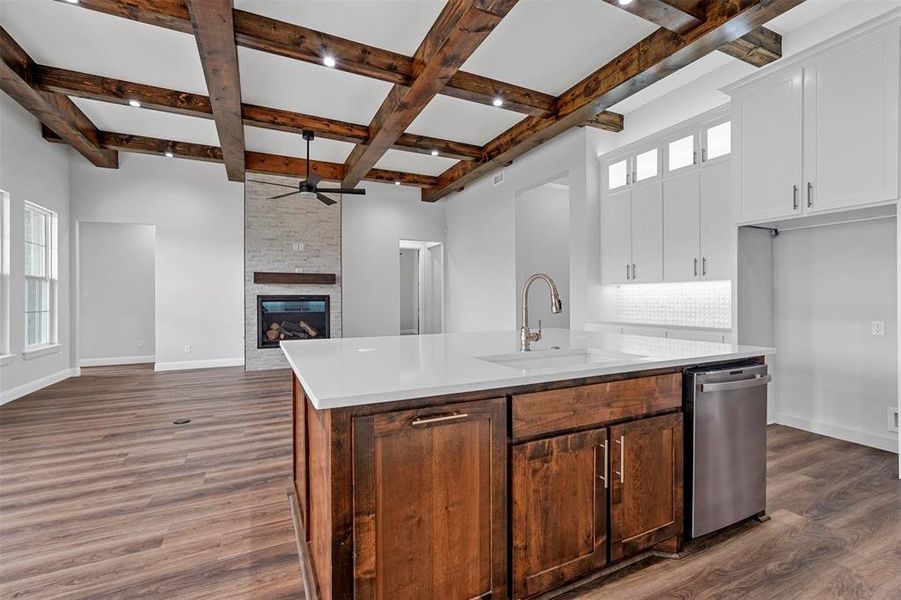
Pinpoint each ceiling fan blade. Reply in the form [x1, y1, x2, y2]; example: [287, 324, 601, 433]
[319, 188, 366, 195]
[304, 173, 322, 188]
[247, 179, 298, 190]
[315, 192, 338, 206]
[270, 191, 302, 200]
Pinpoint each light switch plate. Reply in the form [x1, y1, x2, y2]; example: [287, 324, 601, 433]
[870, 321, 886, 336]
[888, 407, 899, 433]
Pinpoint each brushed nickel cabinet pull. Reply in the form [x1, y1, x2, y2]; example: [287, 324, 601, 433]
[702, 257, 708, 277]
[807, 182, 813, 208]
[614, 435, 625, 483]
[410, 413, 469, 427]
[632, 264, 637, 280]
[694, 258, 698, 277]
[793, 184, 799, 210]
[626, 264, 631, 280]
[598, 441, 609, 489]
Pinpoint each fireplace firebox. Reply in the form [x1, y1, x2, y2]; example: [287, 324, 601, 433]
[257, 295, 330, 349]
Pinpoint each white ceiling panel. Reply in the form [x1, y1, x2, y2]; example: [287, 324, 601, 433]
[71, 98, 221, 147]
[407, 95, 525, 146]
[238, 47, 392, 124]
[461, 0, 657, 96]
[0, 0, 208, 95]
[234, 0, 447, 56]
[374, 149, 457, 177]
[244, 127, 356, 163]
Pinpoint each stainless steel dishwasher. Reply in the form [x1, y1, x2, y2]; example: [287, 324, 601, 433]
[686, 362, 771, 538]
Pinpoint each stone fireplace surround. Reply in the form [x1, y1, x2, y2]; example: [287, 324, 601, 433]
[244, 174, 342, 371]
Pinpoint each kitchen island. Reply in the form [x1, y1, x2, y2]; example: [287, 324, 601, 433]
[282, 329, 773, 600]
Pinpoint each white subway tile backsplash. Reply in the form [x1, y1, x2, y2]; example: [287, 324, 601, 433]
[616, 280, 732, 330]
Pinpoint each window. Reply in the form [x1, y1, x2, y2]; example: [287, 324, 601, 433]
[704, 121, 731, 160]
[608, 158, 628, 190]
[668, 134, 696, 172]
[635, 148, 658, 182]
[24, 202, 57, 349]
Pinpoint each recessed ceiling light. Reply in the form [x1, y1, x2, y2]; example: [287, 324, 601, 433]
[430, 149, 439, 156]
[492, 97, 503, 107]
[128, 99, 141, 108]
[618, 0, 634, 5]
[64, 0, 79, 4]
[394, 181, 401, 186]
[322, 55, 336, 68]
[164, 151, 174, 158]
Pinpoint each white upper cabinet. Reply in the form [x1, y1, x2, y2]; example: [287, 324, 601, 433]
[604, 190, 633, 285]
[663, 170, 701, 281]
[733, 69, 804, 222]
[802, 28, 900, 213]
[728, 19, 900, 224]
[630, 182, 663, 284]
[699, 160, 733, 281]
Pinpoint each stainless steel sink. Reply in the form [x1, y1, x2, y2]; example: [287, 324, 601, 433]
[477, 348, 645, 372]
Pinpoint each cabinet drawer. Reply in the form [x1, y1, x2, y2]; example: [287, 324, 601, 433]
[511, 373, 682, 439]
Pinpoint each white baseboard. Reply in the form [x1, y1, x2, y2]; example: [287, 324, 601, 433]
[0, 367, 79, 406]
[154, 357, 244, 372]
[776, 412, 899, 453]
[79, 355, 155, 367]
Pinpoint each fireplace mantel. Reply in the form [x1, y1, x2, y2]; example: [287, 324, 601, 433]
[253, 272, 337, 285]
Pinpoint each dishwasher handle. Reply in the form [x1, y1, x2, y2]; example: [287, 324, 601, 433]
[699, 374, 771, 393]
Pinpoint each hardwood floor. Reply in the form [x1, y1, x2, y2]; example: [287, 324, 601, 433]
[1, 365, 899, 599]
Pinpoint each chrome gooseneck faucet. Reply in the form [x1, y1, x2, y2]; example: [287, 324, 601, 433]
[520, 273, 563, 351]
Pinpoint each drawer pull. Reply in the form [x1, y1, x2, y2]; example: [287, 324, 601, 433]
[598, 441, 609, 488]
[614, 435, 625, 483]
[410, 413, 469, 427]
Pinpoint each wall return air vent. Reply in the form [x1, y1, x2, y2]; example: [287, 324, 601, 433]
[493, 171, 505, 186]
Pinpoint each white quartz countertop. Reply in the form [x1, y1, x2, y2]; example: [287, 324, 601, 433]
[281, 329, 774, 410]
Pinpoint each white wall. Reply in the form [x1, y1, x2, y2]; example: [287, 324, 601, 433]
[773, 218, 898, 452]
[70, 153, 245, 370]
[515, 182, 570, 329]
[342, 183, 445, 338]
[78, 221, 156, 365]
[445, 128, 611, 334]
[0, 94, 75, 403]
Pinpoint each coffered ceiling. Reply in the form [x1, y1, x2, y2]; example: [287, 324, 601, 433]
[1, 0, 891, 199]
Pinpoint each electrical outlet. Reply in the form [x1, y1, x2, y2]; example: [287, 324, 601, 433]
[871, 321, 886, 337]
[292, 242, 305, 252]
[184, 345, 192, 354]
[888, 407, 899, 433]
[137, 339, 144, 348]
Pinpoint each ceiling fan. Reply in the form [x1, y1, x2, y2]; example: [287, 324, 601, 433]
[247, 130, 365, 206]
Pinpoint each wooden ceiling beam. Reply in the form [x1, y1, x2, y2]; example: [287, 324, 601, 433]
[56, 0, 559, 117]
[599, 0, 783, 68]
[582, 111, 625, 132]
[424, 0, 806, 201]
[719, 26, 783, 67]
[0, 27, 118, 169]
[599, 0, 705, 34]
[341, 0, 520, 188]
[186, 0, 245, 182]
[33, 65, 485, 160]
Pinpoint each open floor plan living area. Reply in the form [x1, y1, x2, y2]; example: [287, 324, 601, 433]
[1, 0, 900, 598]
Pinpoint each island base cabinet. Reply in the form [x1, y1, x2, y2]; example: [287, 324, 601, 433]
[610, 413, 684, 561]
[351, 398, 507, 600]
[512, 429, 609, 599]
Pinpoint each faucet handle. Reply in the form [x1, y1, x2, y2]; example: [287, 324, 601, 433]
[536, 319, 542, 341]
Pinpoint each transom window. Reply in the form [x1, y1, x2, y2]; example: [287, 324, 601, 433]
[668, 134, 695, 172]
[608, 158, 628, 190]
[24, 202, 58, 349]
[635, 148, 658, 182]
[705, 121, 731, 160]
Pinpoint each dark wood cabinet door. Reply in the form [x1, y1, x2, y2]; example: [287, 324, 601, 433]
[352, 398, 506, 600]
[610, 413, 683, 561]
[512, 428, 609, 599]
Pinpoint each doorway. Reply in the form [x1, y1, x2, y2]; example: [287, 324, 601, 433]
[399, 240, 444, 335]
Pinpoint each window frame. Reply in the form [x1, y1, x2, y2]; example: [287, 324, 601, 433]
[605, 154, 632, 192]
[23, 201, 58, 351]
[665, 129, 699, 175]
[632, 144, 662, 185]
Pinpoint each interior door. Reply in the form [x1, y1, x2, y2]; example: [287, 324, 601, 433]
[803, 27, 900, 212]
[604, 189, 632, 284]
[735, 68, 803, 222]
[512, 428, 608, 599]
[663, 169, 700, 282]
[610, 413, 683, 561]
[352, 399, 507, 600]
[630, 181, 663, 283]
[699, 160, 733, 281]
